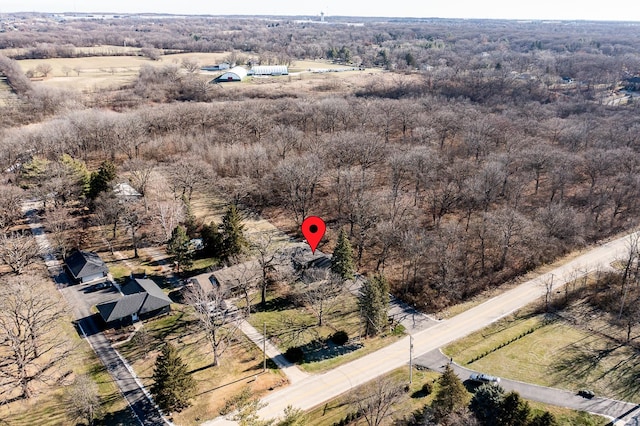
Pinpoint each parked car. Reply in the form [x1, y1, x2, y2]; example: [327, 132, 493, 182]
[469, 373, 501, 383]
[578, 389, 595, 399]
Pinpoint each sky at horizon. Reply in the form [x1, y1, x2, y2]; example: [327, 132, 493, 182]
[1, 0, 639, 22]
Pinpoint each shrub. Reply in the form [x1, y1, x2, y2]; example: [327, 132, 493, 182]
[421, 382, 433, 395]
[284, 346, 304, 363]
[331, 330, 349, 346]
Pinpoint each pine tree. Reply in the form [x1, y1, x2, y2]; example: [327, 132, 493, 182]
[220, 204, 247, 261]
[529, 411, 557, 426]
[499, 391, 531, 426]
[432, 365, 470, 421]
[167, 225, 193, 274]
[470, 384, 505, 425]
[201, 221, 223, 258]
[331, 229, 355, 280]
[150, 343, 195, 413]
[88, 160, 116, 200]
[358, 274, 390, 337]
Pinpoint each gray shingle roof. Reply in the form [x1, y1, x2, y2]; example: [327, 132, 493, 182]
[96, 278, 172, 323]
[65, 250, 108, 280]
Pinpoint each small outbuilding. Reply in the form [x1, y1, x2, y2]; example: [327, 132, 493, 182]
[213, 66, 248, 82]
[65, 250, 109, 284]
[113, 182, 142, 200]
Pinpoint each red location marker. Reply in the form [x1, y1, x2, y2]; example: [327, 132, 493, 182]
[301, 216, 326, 254]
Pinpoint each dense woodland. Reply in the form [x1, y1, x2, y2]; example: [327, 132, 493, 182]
[1, 14, 640, 313]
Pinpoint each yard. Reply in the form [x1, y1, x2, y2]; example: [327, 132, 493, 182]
[0, 320, 133, 426]
[117, 305, 286, 426]
[246, 289, 405, 374]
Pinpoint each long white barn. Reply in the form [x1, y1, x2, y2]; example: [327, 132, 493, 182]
[248, 65, 289, 76]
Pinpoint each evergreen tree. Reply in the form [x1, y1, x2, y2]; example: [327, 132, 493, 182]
[167, 225, 193, 274]
[432, 365, 470, 422]
[220, 204, 248, 261]
[201, 221, 223, 258]
[358, 274, 390, 337]
[331, 229, 355, 280]
[60, 154, 91, 198]
[150, 343, 195, 413]
[499, 391, 531, 426]
[469, 384, 504, 425]
[88, 160, 116, 200]
[529, 411, 557, 426]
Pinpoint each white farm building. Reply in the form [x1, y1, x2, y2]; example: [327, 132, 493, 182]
[213, 66, 248, 82]
[248, 65, 289, 76]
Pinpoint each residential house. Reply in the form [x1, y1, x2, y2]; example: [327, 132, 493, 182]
[96, 277, 172, 327]
[65, 250, 109, 284]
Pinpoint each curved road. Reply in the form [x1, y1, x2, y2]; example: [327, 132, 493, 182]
[203, 231, 640, 425]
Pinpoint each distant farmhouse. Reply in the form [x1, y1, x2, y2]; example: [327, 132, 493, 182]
[65, 250, 109, 284]
[96, 277, 172, 327]
[201, 62, 231, 71]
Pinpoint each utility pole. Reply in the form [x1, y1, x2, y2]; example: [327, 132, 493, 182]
[409, 334, 414, 384]
[263, 321, 267, 372]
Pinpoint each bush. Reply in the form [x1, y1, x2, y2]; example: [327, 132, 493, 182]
[421, 382, 433, 395]
[284, 346, 304, 363]
[331, 330, 349, 346]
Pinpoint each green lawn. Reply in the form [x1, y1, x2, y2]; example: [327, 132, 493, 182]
[246, 292, 404, 373]
[444, 313, 640, 403]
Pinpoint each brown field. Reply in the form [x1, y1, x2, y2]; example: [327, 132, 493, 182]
[14, 50, 384, 91]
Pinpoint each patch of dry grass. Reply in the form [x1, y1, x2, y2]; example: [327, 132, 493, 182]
[118, 305, 286, 426]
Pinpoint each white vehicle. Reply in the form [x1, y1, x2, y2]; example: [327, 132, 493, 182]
[469, 373, 501, 383]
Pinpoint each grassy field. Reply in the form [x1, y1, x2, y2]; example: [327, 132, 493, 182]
[118, 305, 286, 426]
[13, 49, 383, 92]
[443, 311, 640, 403]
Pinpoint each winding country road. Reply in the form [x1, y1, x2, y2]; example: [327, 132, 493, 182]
[203, 231, 640, 425]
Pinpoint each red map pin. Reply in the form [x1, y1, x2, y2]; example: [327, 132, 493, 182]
[301, 216, 326, 254]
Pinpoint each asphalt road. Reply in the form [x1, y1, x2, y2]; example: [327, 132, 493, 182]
[415, 349, 640, 425]
[23, 201, 168, 426]
[203, 230, 640, 425]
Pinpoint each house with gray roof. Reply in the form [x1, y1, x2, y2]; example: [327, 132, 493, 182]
[65, 250, 109, 284]
[96, 278, 172, 327]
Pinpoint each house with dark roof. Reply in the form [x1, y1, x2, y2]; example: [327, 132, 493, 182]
[96, 278, 172, 327]
[65, 250, 109, 284]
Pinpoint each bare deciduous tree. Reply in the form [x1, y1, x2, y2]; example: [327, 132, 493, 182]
[352, 376, 405, 426]
[0, 231, 41, 274]
[0, 274, 71, 400]
[297, 268, 345, 327]
[63, 374, 102, 425]
[0, 184, 24, 231]
[43, 205, 75, 259]
[184, 283, 240, 367]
